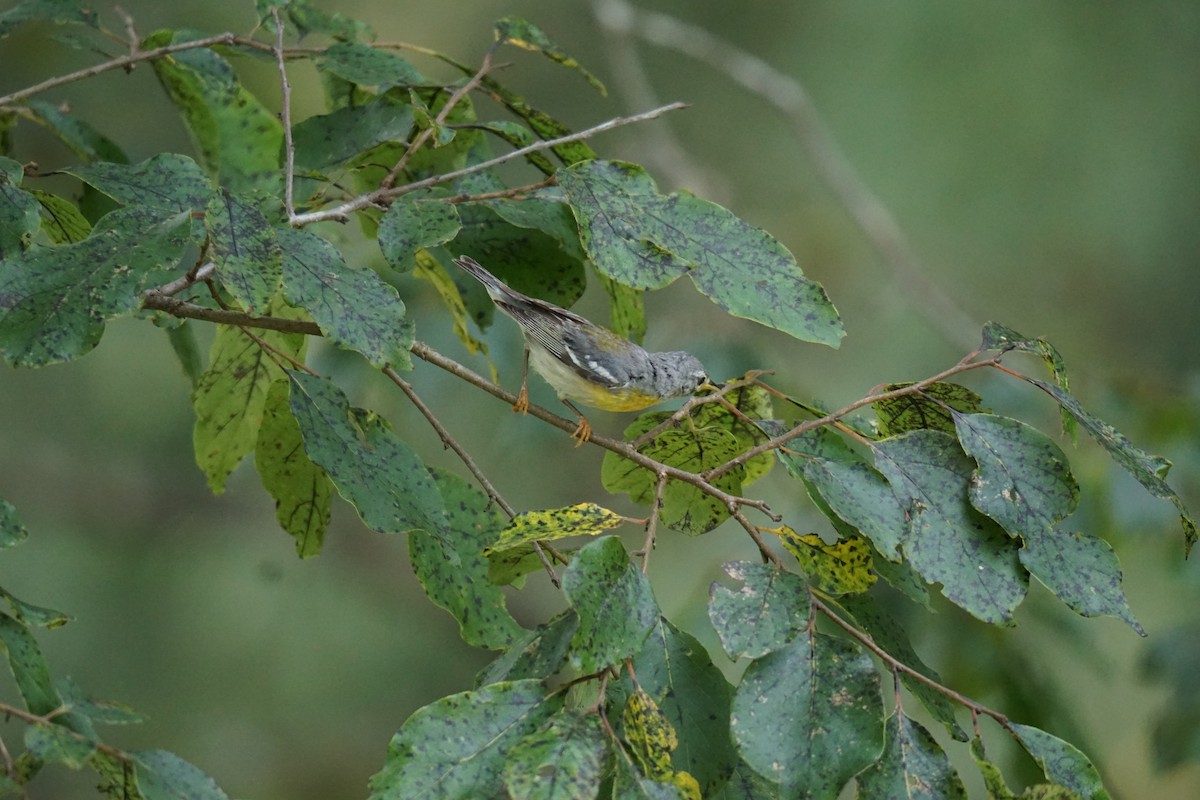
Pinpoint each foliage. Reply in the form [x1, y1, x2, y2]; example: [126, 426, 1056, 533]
[0, 1, 1195, 798]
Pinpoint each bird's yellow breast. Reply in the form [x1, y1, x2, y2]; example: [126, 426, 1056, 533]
[527, 347, 661, 411]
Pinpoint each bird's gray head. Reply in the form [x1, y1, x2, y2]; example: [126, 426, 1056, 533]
[652, 351, 710, 398]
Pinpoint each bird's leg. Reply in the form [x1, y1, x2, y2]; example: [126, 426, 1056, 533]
[512, 345, 531, 414]
[562, 399, 592, 446]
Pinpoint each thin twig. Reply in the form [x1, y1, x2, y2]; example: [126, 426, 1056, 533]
[0, 32, 258, 107]
[0, 702, 133, 764]
[114, 6, 139, 55]
[271, 8, 296, 221]
[384, 367, 511, 517]
[706, 353, 998, 480]
[636, 473, 669, 573]
[732, 509, 784, 566]
[381, 48, 497, 190]
[383, 367, 562, 588]
[289, 101, 689, 225]
[442, 175, 557, 203]
[812, 596, 1011, 725]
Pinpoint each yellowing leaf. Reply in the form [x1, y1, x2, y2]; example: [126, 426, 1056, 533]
[486, 503, 625, 554]
[774, 527, 876, 595]
[623, 688, 677, 781]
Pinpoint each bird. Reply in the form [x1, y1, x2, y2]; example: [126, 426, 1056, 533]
[454, 256, 709, 444]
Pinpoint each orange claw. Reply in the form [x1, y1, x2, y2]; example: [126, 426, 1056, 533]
[571, 416, 592, 447]
[512, 385, 529, 414]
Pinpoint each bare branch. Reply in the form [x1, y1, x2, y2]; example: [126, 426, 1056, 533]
[271, 8, 297, 221]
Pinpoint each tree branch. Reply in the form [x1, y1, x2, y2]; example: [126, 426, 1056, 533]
[0, 32, 263, 107]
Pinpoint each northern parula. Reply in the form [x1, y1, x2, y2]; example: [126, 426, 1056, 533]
[454, 256, 709, 444]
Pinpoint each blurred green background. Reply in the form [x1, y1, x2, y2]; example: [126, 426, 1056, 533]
[2, 1, 1198, 797]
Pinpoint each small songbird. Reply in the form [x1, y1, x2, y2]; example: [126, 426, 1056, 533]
[454, 256, 709, 444]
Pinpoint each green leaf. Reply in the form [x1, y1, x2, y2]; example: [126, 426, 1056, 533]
[22, 99, 126, 163]
[205, 189, 281, 313]
[778, 427, 909, 561]
[690, 384, 775, 486]
[627, 618, 738, 794]
[285, 371, 454, 551]
[413, 250, 492, 370]
[495, 16, 606, 96]
[255, 380, 333, 557]
[450, 198, 586, 313]
[486, 502, 625, 553]
[377, 197, 462, 273]
[708, 761, 779, 799]
[873, 381, 985, 436]
[0, 0, 98, 37]
[65, 153, 215, 212]
[599, 272, 646, 343]
[57, 676, 146, 726]
[25, 723, 95, 769]
[0, 206, 192, 366]
[192, 307, 305, 493]
[0, 612, 61, 715]
[1030, 378, 1197, 555]
[475, 610, 577, 686]
[166, 320, 204, 388]
[873, 430, 1029, 624]
[1009, 723, 1111, 800]
[478, 75, 596, 167]
[146, 30, 283, 193]
[369, 680, 563, 800]
[0, 587, 71, 628]
[261, 0, 370, 40]
[775, 527, 876, 595]
[970, 736, 1016, 800]
[318, 41, 428, 88]
[293, 94, 416, 172]
[31, 189, 92, 244]
[0, 498, 29, 550]
[561, 536, 658, 672]
[0, 160, 39, 258]
[409, 470, 523, 650]
[955, 413, 1143, 634]
[559, 160, 844, 346]
[602, 414, 743, 536]
[482, 189, 586, 262]
[277, 226, 413, 369]
[471, 120, 557, 175]
[487, 542, 557, 588]
[856, 712, 967, 799]
[731, 632, 882, 799]
[134, 749, 229, 800]
[836, 594, 966, 741]
[557, 160, 687, 291]
[708, 561, 810, 660]
[505, 710, 608, 800]
[980, 321, 1075, 438]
